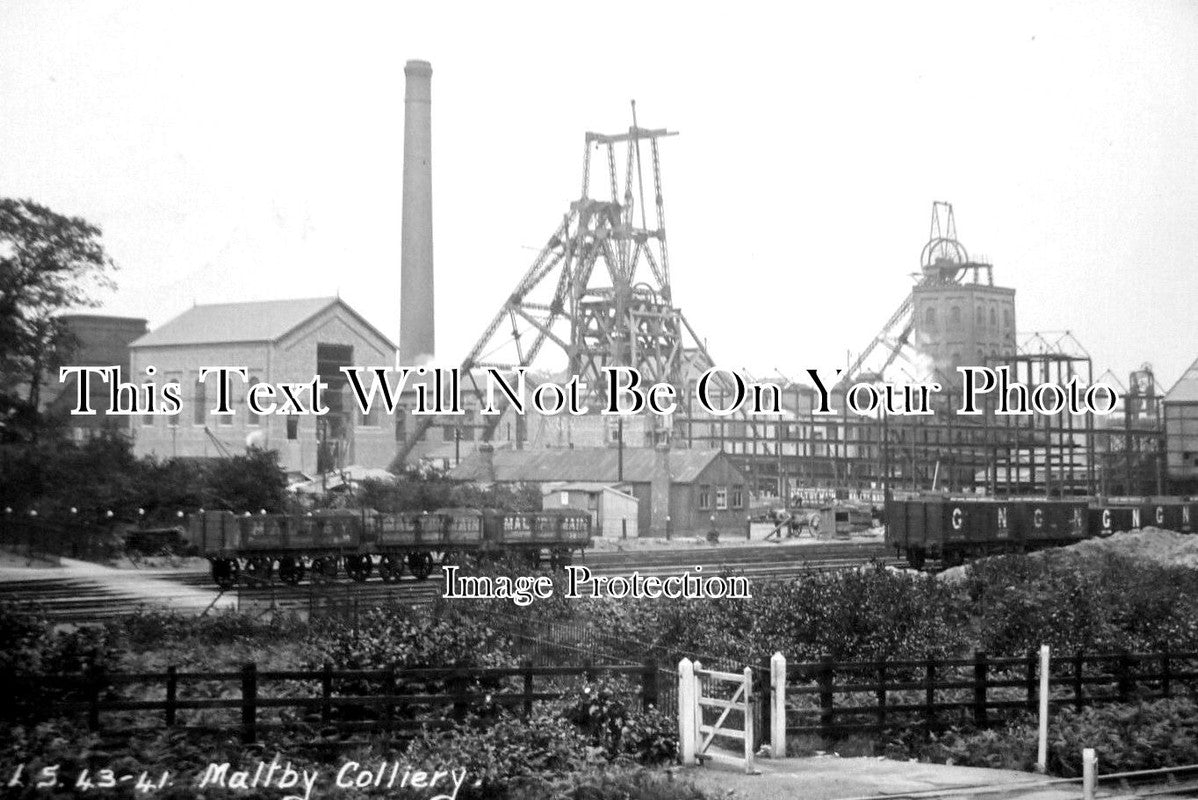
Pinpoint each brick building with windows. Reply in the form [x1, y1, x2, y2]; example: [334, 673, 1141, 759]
[41, 314, 148, 440]
[128, 297, 397, 474]
[448, 443, 748, 537]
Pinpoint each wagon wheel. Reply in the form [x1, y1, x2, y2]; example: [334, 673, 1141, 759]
[408, 552, 434, 581]
[907, 547, 927, 570]
[378, 554, 403, 582]
[245, 556, 274, 584]
[345, 554, 373, 582]
[211, 557, 240, 590]
[278, 556, 306, 585]
[311, 556, 339, 580]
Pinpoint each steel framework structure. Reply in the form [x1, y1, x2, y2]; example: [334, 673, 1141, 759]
[699, 336, 1164, 500]
[394, 115, 735, 464]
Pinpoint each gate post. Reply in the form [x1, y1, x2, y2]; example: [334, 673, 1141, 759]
[678, 658, 696, 765]
[770, 652, 786, 757]
[1082, 747, 1097, 800]
[742, 667, 756, 773]
[1036, 644, 1050, 774]
[692, 660, 703, 758]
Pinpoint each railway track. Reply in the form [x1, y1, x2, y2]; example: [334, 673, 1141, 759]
[0, 541, 895, 623]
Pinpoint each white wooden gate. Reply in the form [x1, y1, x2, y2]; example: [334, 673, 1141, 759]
[678, 658, 757, 773]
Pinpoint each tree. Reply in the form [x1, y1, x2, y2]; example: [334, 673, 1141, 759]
[0, 198, 116, 440]
[203, 448, 289, 513]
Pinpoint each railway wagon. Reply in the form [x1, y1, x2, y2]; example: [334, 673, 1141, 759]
[188, 507, 592, 589]
[1089, 498, 1198, 537]
[885, 497, 1087, 568]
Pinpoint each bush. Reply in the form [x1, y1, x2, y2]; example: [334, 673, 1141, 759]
[966, 551, 1198, 655]
[558, 675, 677, 764]
[305, 604, 518, 671]
[889, 719, 1038, 771]
[403, 714, 591, 799]
[1048, 697, 1198, 776]
[0, 606, 117, 723]
[887, 698, 1198, 776]
[114, 607, 306, 648]
[580, 564, 972, 665]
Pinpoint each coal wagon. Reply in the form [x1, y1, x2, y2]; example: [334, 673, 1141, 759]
[186, 507, 592, 589]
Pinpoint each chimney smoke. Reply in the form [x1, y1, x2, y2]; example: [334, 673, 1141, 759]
[400, 59, 434, 364]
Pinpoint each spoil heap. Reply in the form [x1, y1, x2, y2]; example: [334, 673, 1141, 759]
[934, 527, 1198, 582]
[1062, 527, 1198, 568]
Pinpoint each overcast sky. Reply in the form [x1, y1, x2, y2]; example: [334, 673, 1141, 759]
[2, 1, 1196, 391]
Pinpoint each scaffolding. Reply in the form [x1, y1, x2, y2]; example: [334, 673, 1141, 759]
[689, 340, 1164, 500]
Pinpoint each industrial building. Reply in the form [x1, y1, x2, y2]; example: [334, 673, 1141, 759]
[379, 60, 1169, 503]
[42, 314, 148, 440]
[1164, 357, 1198, 493]
[542, 482, 639, 539]
[448, 445, 748, 537]
[129, 296, 397, 474]
[92, 57, 1175, 509]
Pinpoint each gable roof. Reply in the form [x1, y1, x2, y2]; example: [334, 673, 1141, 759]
[448, 446, 732, 485]
[130, 297, 396, 350]
[1164, 356, 1198, 404]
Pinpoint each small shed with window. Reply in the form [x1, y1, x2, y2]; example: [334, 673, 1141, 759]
[674, 450, 750, 535]
[542, 482, 639, 538]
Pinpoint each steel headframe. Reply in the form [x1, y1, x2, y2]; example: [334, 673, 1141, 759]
[840, 201, 992, 388]
[393, 118, 740, 466]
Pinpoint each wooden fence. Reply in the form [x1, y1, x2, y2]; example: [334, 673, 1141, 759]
[758, 649, 1198, 745]
[11, 661, 660, 744]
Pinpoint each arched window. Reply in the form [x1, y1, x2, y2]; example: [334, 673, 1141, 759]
[925, 307, 936, 326]
[1003, 308, 1011, 327]
[976, 306, 984, 325]
[989, 308, 997, 327]
[950, 306, 961, 325]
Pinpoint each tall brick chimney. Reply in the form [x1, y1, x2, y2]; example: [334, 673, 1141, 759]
[400, 59, 434, 364]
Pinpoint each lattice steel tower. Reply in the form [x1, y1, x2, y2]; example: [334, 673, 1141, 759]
[394, 110, 723, 463]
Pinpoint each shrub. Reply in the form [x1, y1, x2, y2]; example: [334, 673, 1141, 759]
[966, 551, 1198, 655]
[887, 698, 1198, 777]
[558, 675, 677, 764]
[0, 607, 117, 723]
[1048, 697, 1198, 776]
[114, 607, 306, 648]
[579, 564, 972, 666]
[305, 604, 517, 671]
[402, 714, 591, 799]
